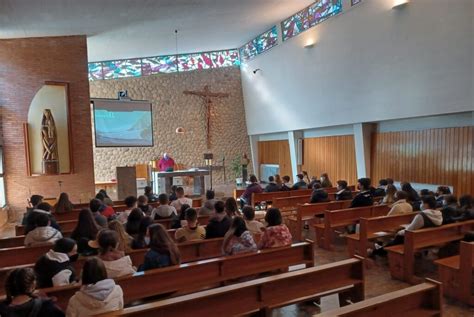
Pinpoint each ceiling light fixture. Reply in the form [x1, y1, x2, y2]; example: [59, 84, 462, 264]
[392, 0, 409, 9]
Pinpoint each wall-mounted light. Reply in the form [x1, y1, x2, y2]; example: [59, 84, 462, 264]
[304, 39, 316, 49]
[252, 68, 261, 74]
[392, 0, 409, 9]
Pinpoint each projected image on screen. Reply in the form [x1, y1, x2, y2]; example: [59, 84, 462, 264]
[93, 99, 153, 147]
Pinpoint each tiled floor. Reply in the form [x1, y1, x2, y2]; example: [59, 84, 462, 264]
[273, 233, 474, 316]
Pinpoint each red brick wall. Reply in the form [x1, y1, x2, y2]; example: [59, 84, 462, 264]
[0, 35, 95, 217]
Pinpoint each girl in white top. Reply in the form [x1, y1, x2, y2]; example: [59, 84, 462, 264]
[94, 230, 136, 279]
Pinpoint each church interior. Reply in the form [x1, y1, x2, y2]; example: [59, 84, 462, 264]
[0, 0, 473, 316]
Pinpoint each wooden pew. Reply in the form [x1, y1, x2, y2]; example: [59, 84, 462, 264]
[435, 241, 474, 306]
[0, 237, 225, 294]
[316, 279, 443, 317]
[288, 200, 352, 241]
[44, 242, 316, 311]
[273, 195, 311, 210]
[313, 205, 390, 250]
[346, 213, 417, 259]
[97, 257, 364, 317]
[386, 219, 474, 283]
[250, 189, 314, 208]
[233, 188, 245, 200]
[15, 219, 77, 236]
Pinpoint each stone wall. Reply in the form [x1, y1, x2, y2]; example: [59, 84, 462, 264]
[89, 67, 252, 185]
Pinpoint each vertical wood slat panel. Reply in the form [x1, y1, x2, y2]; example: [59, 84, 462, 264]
[258, 140, 292, 181]
[301, 135, 357, 187]
[371, 127, 474, 196]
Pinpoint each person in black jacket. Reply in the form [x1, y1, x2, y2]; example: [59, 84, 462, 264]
[292, 174, 307, 190]
[264, 176, 280, 192]
[0, 268, 64, 317]
[280, 176, 291, 191]
[441, 195, 463, 224]
[373, 179, 388, 197]
[310, 183, 329, 203]
[24, 202, 61, 235]
[401, 182, 421, 210]
[350, 178, 374, 208]
[205, 201, 231, 239]
[435, 186, 451, 208]
[34, 238, 78, 288]
[335, 180, 352, 201]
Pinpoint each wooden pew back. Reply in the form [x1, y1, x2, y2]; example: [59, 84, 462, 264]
[45, 242, 315, 310]
[315, 280, 442, 317]
[96, 257, 363, 317]
[273, 195, 311, 209]
[324, 205, 390, 228]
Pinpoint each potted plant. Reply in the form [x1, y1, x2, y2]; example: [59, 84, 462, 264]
[230, 155, 243, 186]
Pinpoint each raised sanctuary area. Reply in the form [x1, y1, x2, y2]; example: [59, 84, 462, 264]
[0, 0, 473, 316]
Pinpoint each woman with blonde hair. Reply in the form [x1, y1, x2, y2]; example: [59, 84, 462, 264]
[108, 220, 132, 253]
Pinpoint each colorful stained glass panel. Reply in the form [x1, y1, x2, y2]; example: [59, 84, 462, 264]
[255, 26, 278, 53]
[209, 50, 240, 67]
[142, 56, 177, 75]
[282, 0, 342, 41]
[88, 62, 103, 81]
[102, 59, 142, 79]
[178, 53, 212, 72]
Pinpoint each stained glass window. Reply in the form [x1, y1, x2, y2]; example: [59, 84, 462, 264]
[142, 56, 177, 75]
[240, 26, 278, 62]
[209, 50, 240, 67]
[351, 0, 362, 5]
[88, 62, 103, 81]
[102, 59, 142, 79]
[282, 0, 342, 41]
[177, 53, 212, 72]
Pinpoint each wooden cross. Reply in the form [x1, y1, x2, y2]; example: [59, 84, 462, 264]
[183, 85, 229, 149]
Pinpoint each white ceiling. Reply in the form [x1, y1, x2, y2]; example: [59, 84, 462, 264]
[0, 0, 313, 61]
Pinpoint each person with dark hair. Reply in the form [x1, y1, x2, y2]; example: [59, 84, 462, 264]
[66, 257, 123, 316]
[117, 196, 138, 224]
[456, 195, 474, 221]
[370, 196, 442, 257]
[0, 268, 64, 316]
[242, 206, 264, 235]
[292, 174, 307, 190]
[199, 190, 217, 215]
[137, 195, 152, 216]
[89, 199, 108, 227]
[24, 202, 61, 235]
[170, 187, 192, 211]
[310, 183, 329, 203]
[168, 185, 178, 202]
[224, 197, 240, 218]
[175, 208, 206, 243]
[335, 180, 352, 201]
[126, 208, 144, 238]
[177, 204, 191, 228]
[206, 201, 231, 239]
[307, 176, 320, 190]
[98, 189, 114, 206]
[259, 208, 292, 249]
[382, 184, 397, 205]
[441, 195, 462, 224]
[140, 224, 181, 271]
[34, 238, 77, 288]
[264, 176, 280, 192]
[95, 230, 135, 278]
[144, 186, 158, 203]
[240, 175, 263, 207]
[223, 217, 257, 255]
[280, 175, 292, 191]
[320, 173, 333, 188]
[387, 191, 413, 216]
[22, 195, 44, 226]
[24, 212, 62, 247]
[70, 209, 101, 255]
[131, 216, 154, 249]
[435, 186, 452, 208]
[53, 192, 74, 214]
[401, 182, 421, 208]
[151, 194, 178, 219]
[274, 174, 283, 187]
[350, 178, 374, 208]
[373, 179, 388, 197]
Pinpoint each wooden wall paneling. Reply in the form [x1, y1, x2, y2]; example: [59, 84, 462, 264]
[371, 127, 473, 196]
[257, 140, 292, 181]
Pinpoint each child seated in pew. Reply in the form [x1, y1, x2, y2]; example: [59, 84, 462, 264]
[320, 173, 333, 188]
[224, 197, 241, 218]
[310, 183, 329, 204]
[350, 178, 374, 208]
[381, 184, 397, 205]
[125, 208, 144, 238]
[117, 196, 138, 224]
[66, 258, 124, 317]
[291, 174, 307, 190]
[24, 202, 61, 235]
[175, 208, 206, 243]
[258, 208, 292, 249]
[108, 220, 133, 253]
[137, 195, 152, 216]
[70, 209, 101, 255]
[242, 206, 264, 236]
[53, 192, 74, 214]
[177, 204, 191, 228]
[24, 212, 63, 247]
[151, 194, 178, 220]
[139, 224, 181, 271]
[170, 187, 193, 211]
[34, 238, 78, 288]
[441, 195, 463, 224]
[335, 180, 352, 201]
[386, 191, 413, 216]
[89, 199, 108, 227]
[206, 201, 231, 239]
[93, 195, 115, 220]
[0, 268, 65, 316]
[22, 194, 44, 225]
[131, 216, 153, 249]
[456, 195, 474, 221]
[199, 190, 218, 215]
[91, 230, 136, 278]
[223, 217, 257, 255]
[280, 175, 292, 191]
[370, 196, 443, 257]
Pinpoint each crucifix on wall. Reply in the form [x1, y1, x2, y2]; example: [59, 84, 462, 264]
[183, 85, 229, 149]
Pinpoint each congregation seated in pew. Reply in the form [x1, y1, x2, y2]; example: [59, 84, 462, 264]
[264, 176, 280, 192]
[335, 180, 352, 201]
[93, 230, 136, 278]
[310, 183, 329, 204]
[23, 202, 61, 235]
[125, 208, 144, 239]
[53, 192, 74, 214]
[137, 195, 152, 216]
[151, 193, 178, 220]
[116, 196, 138, 224]
[90, 199, 108, 227]
[239, 174, 263, 207]
[24, 212, 63, 247]
[386, 191, 413, 216]
[107, 220, 133, 253]
[70, 209, 100, 255]
[199, 189, 217, 215]
[350, 178, 374, 208]
[66, 257, 124, 317]
[174, 208, 206, 242]
[169, 186, 192, 211]
[224, 197, 240, 217]
[223, 216, 257, 255]
[258, 208, 292, 249]
[242, 206, 264, 235]
[205, 201, 231, 239]
[131, 217, 153, 249]
[291, 173, 307, 190]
